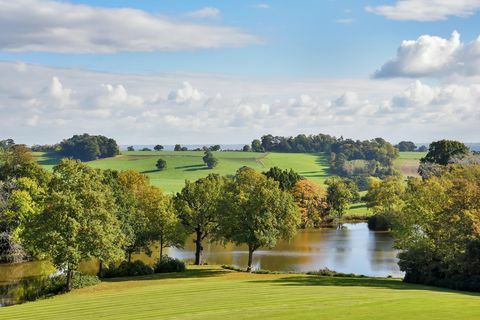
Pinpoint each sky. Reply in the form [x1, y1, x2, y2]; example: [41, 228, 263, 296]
[1, 0, 480, 145]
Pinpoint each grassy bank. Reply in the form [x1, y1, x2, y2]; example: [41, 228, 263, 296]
[1, 265, 479, 320]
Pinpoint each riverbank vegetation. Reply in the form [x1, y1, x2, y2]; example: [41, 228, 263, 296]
[366, 140, 480, 291]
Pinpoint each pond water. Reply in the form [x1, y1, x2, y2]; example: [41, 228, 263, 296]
[0, 223, 402, 306]
[169, 223, 402, 278]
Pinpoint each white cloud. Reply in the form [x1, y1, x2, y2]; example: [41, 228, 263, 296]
[168, 82, 205, 104]
[186, 7, 220, 18]
[375, 31, 480, 78]
[1, 61, 479, 144]
[366, 0, 480, 21]
[0, 0, 259, 53]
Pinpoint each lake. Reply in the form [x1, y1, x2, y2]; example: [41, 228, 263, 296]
[1, 222, 401, 306]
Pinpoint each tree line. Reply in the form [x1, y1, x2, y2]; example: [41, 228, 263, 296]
[1, 140, 359, 290]
[365, 140, 480, 291]
[250, 134, 399, 185]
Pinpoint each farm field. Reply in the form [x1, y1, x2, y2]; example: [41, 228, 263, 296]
[393, 152, 425, 177]
[33, 151, 331, 193]
[1, 265, 479, 320]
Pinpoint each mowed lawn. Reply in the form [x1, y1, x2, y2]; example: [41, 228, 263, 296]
[2, 266, 480, 320]
[33, 151, 331, 193]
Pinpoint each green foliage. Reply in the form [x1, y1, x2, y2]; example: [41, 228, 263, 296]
[218, 167, 300, 271]
[252, 134, 398, 179]
[154, 145, 164, 151]
[395, 141, 417, 152]
[127, 146, 135, 151]
[156, 158, 167, 171]
[60, 134, 119, 161]
[141, 148, 152, 151]
[202, 150, 218, 169]
[154, 256, 186, 273]
[291, 180, 329, 228]
[325, 177, 357, 217]
[99, 260, 154, 278]
[263, 166, 302, 191]
[174, 174, 226, 265]
[22, 159, 125, 290]
[367, 214, 392, 231]
[393, 165, 480, 291]
[421, 140, 469, 165]
[242, 145, 251, 152]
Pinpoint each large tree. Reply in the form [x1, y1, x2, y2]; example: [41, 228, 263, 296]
[263, 167, 302, 191]
[218, 167, 300, 271]
[23, 159, 125, 291]
[174, 174, 226, 265]
[421, 140, 469, 165]
[291, 180, 329, 228]
[396, 141, 417, 152]
[325, 177, 356, 218]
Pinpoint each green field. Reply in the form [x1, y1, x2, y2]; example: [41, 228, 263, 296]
[394, 152, 425, 177]
[33, 151, 331, 193]
[2, 266, 479, 320]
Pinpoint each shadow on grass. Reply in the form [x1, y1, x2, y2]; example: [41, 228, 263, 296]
[102, 268, 229, 283]
[248, 275, 480, 296]
[140, 169, 163, 174]
[174, 164, 205, 170]
[184, 166, 210, 172]
[35, 152, 63, 166]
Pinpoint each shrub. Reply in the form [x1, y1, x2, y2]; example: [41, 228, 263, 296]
[154, 256, 186, 273]
[367, 213, 392, 231]
[99, 260, 154, 278]
[156, 158, 167, 171]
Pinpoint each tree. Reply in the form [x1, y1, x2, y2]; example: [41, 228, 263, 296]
[60, 134, 119, 161]
[263, 167, 302, 191]
[325, 177, 355, 217]
[156, 159, 167, 171]
[127, 146, 135, 151]
[209, 145, 221, 151]
[291, 180, 329, 228]
[23, 159, 125, 291]
[154, 145, 164, 151]
[139, 187, 186, 261]
[417, 145, 428, 152]
[203, 151, 218, 169]
[141, 148, 152, 151]
[174, 144, 182, 151]
[242, 145, 251, 152]
[174, 174, 226, 265]
[396, 141, 417, 152]
[421, 140, 469, 165]
[218, 167, 300, 271]
[251, 139, 263, 152]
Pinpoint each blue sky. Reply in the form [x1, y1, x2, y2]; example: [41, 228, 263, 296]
[1, 0, 480, 144]
[1, 0, 479, 78]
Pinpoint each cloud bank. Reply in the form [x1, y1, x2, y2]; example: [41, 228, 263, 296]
[0, 61, 478, 145]
[0, 0, 259, 53]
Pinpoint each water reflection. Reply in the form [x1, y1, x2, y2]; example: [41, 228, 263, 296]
[168, 223, 403, 277]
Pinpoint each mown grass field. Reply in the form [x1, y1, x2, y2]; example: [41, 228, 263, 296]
[33, 151, 331, 193]
[2, 266, 479, 320]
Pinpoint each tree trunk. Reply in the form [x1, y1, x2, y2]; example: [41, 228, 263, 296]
[159, 235, 164, 262]
[194, 227, 203, 265]
[127, 251, 132, 263]
[247, 245, 254, 272]
[98, 261, 103, 275]
[66, 266, 73, 292]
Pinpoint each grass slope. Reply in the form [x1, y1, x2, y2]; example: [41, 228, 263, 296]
[2, 266, 479, 320]
[34, 151, 330, 193]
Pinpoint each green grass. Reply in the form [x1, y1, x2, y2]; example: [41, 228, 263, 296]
[33, 151, 330, 193]
[2, 265, 479, 320]
[394, 152, 426, 177]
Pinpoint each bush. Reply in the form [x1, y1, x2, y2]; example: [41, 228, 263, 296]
[156, 158, 167, 171]
[99, 260, 154, 278]
[367, 213, 392, 231]
[154, 256, 186, 273]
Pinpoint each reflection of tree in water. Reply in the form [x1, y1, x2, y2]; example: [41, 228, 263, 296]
[367, 230, 400, 276]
